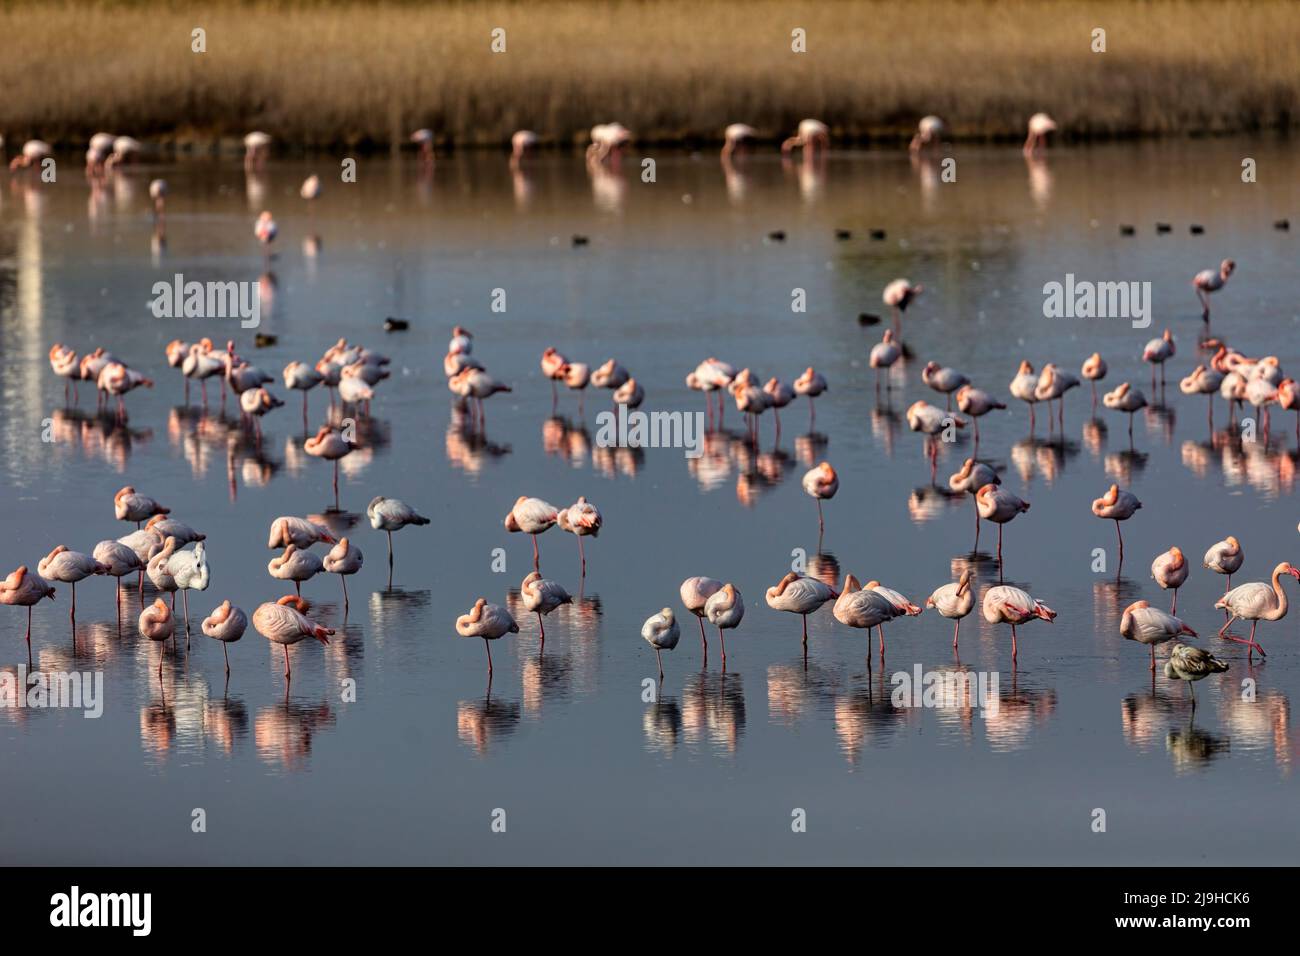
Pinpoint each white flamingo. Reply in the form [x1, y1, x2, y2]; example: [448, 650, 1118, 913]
[1215, 561, 1300, 660]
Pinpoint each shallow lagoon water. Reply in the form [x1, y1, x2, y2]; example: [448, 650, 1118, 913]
[2, 139, 1299, 864]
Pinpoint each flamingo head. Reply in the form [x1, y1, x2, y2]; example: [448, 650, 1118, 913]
[975, 483, 997, 501]
[42, 545, 68, 563]
[1278, 562, 1300, 581]
[771, 571, 799, 596]
[842, 573, 861, 592]
[276, 595, 310, 612]
[1034, 602, 1058, 622]
[1221, 259, 1236, 278]
[1017, 360, 1034, 375]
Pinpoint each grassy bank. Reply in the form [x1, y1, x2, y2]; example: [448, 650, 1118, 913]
[3, 0, 1299, 150]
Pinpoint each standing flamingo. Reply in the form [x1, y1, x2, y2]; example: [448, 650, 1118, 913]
[368, 496, 431, 585]
[322, 537, 363, 611]
[1081, 353, 1107, 408]
[1009, 361, 1040, 429]
[1151, 546, 1189, 613]
[869, 330, 902, 389]
[169, 541, 210, 642]
[255, 596, 333, 678]
[283, 361, 324, 425]
[642, 608, 681, 679]
[762, 377, 795, 437]
[910, 115, 946, 153]
[801, 462, 839, 537]
[114, 486, 168, 528]
[721, 123, 756, 159]
[680, 576, 723, 663]
[982, 585, 1056, 661]
[202, 601, 248, 674]
[1192, 259, 1235, 323]
[976, 484, 1030, 576]
[1, 566, 56, 656]
[93, 540, 143, 628]
[1103, 382, 1148, 440]
[521, 571, 572, 646]
[704, 583, 744, 666]
[793, 368, 828, 425]
[921, 362, 969, 410]
[1121, 600, 1195, 671]
[833, 574, 898, 658]
[503, 496, 558, 572]
[1034, 363, 1079, 430]
[780, 119, 829, 155]
[37, 546, 107, 623]
[268, 545, 324, 598]
[304, 425, 353, 509]
[1215, 561, 1300, 660]
[1164, 643, 1229, 709]
[864, 580, 923, 655]
[883, 279, 923, 335]
[139, 598, 175, 678]
[955, 385, 1005, 442]
[1091, 484, 1142, 563]
[926, 570, 975, 649]
[1203, 536, 1244, 599]
[557, 496, 601, 576]
[1142, 329, 1176, 388]
[1181, 364, 1226, 427]
[456, 599, 518, 675]
[765, 572, 837, 648]
[908, 401, 965, 481]
[268, 516, 335, 550]
[1023, 112, 1057, 155]
[950, 458, 1000, 549]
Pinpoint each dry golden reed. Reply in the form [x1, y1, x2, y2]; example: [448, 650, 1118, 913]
[2, 0, 1298, 149]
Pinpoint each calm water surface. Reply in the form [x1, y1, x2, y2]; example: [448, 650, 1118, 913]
[2, 140, 1299, 864]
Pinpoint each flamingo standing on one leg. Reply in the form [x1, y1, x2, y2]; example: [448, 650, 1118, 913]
[1164, 643, 1229, 709]
[114, 486, 168, 529]
[642, 608, 681, 680]
[455, 598, 518, 675]
[1091, 484, 1142, 564]
[201, 600, 248, 675]
[37, 546, 108, 626]
[908, 401, 966, 482]
[521, 571, 572, 648]
[869, 330, 902, 390]
[864, 580, 923, 656]
[1215, 561, 1300, 660]
[93, 540, 143, 629]
[1151, 546, 1189, 614]
[1034, 363, 1079, 431]
[558, 496, 601, 577]
[1, 566, 56, 659]
[801, 462, 839, 538]
[1022, 112, 1057, 156]
[255, 596, 333, 679]
[1081, 352, 1107, 409]
[922, 362, 969, 411]
[169, 541, 210, 644]
[680, 576, 723, 664]
[926, 569, 975, 649]
[268, 544, 324, 599]
[1192, 259, 1235, 324]
[883, 279, 923, 336]
[1142, 328, 1176, 390]
[793, 367, 828, 426]
[1103, 382, 1149, 441]
[976, 484, 1029, 578]
[1009, 360, 1040, 431]
[704, 583, 744, 666]
[982, 585, 1056, 662]
[503, 496, 558, 573]
[765, 572, 837, 652]
[369, 496, 431, 586]
[950, 458, 1000, 550]
[139, 598, 175, 678]
[304, 425, 353, 510]
[1203, 536, 1244, 601]
[322, 537, 363, 612]
[833, 574, 898, 659]
[1121, 600, 1195, 671]
[955, 385, 1005, 443]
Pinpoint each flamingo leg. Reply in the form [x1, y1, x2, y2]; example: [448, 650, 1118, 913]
[340, 574, 349, 612]
[1011, 623, 1018, 660]
[801, 614, 808, 646]
[697, 615, 708, 664]
[223, 641, 230, 674]
[656, 646, 663, 679]
[718, 626, 726, 665]
[484, 638, 493, 674]
[387, 530, 394, 588]
[537, 612, 546, 646]
[952, 619, 960, 649]
[1218, 613, 1237, 638]
[1150, 644, 1156, 672]
[578, 536, 586, 577]
[877, 624, 886, 657]
[1114, 520, 1124, 562]
[816, 498, 824, 536]
[283, 643, 291, 678]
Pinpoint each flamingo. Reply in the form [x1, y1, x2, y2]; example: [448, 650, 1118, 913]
[49, 344, 80, 403]
[1181, 364, 1225, 425]
[1192, 259, 1235, 322]
[243, 131, 271, 169]
[139, 598, 175, 677]
[680, 576, 723, 662]
[562, 363, 591, 408]
[255, 596, 333, 678]
[1091, 484, 1142, 562]
[456, 599, 518, 674]
[300, 174, 321, 202]
[368, 496, 430, 584]
[410, 128, 435, 166]
[976, 483, 1029, 573]
[1203, 536, 1244, 599]
[339, 364, 376, 412]
[1164, 643, 1229, 709]
[864, 580, 923, 654]
[642, 608, 681, 679]
[1151, 546, 1190, 613]
[501, 495, 561, 572]
[451, 367, 511, 426]
[304, 425, 353, 508]
[146, 536, 180, 619]
[1023, 112, 1057, 155]
[883, 279, 923, 334]
[1103, 382, 1148, 439]
[521, 571, 572, 646]
[1121, 600, 1196, 671]
[688, 358, 736, 425]
[201, 601, 248, 674]
[449, 326, 474, 356]
[910, 115, 946, 153]
[557, 496, 601, 576]
[982, 585, 1056, 660]
[955, 384, 1006, 441]
[8, 139, 51, 171]
[169, 541, 210, 642]
[268, 545, 324, 598]
[591, 359, 630, 391]
[1142, 329, 1176, 390]
[1009, 360, 1040, 429]
[1216, 561, 1300, 660]
[731, 374, 770, 444]
[801, 462, 839, 536]
[587, 123, 632, 165]
[922, 362, 969, 410]
[283, 361, 323, 423]
[254, 211, 277, 260]
[1081, 352, 1107, 408]
[268, 516, 335, 550]
[182, 340, 225, 406]
[722, 123, 757, 159]
[704, 583, 744, 665]
[613, 376, 645, 410]
[1277, 378, 1300, 439]
[792, 367, 828, 426]
[869, 330, 902, 388]
[149, 179, 167, 218]
[950, 458, 1000, 548]
[762, 377, 794, 436]
[38, 547, 107, 623]
[510, 130, 538, 167]
[146, 515, 205, 546]
[1034, 363, 1079, 430]
[1245, 374, 1278, 435]
[907, 401, 965, 481]
[780, 119, 828, 155]
[322, 537, 363, 610]
[92, 540, 143, 627]
[115, 486, 168, 528]
[832, 574, 898, 658]
[1, 566, 56, 655]
[541, 347, 569, 407]
[927, 570, 975, 649]
[240, 386, 284, 440]
[98, 363, 153, 419]
[765, 572, 837, 648]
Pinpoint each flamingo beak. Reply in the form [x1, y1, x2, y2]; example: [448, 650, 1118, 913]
[1290, 567, 1300, 581]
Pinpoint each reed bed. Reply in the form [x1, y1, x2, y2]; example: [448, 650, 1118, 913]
[3, 0, 1299, 149]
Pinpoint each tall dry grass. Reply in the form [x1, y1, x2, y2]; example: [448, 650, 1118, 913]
[2, 0, 1299, 148]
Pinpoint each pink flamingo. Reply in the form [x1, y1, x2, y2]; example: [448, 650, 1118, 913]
[1216, 561, 1300, 660]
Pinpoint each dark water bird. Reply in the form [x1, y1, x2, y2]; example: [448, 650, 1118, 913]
[1273, 219, 1290, 231]
[383, 317, 410, 332]
[1155, 223, 1172, 234]
[857, 312, 882, 327]
[1163, 643, 1228, 709]
[834, 229, 852, 240]
[1119, 224, 1136, 236]
[254, 333, 278, 348]
[869, 229, 887, 240]
[571, 234, 589, 247]
[767, 230, 786, 242]
[1189, 224, 1204, 234]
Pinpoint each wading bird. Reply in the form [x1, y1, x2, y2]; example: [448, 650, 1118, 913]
[1215, 561, 1300, 660]
[322, 537, 363, 611]
[642, 607, 680, 679]
[1164, 643, 1228, 709]
[37, 546, 107, 623]
[503, 496, 558, 572]
[1192, 259, 1234, 323]
[1151, 546, 1189, 613]
[705, 583, 744, 665]
[521, 571, 572, 645]
[557, 496, 601, 576]
[268, 544, 324, 598]
[982, 585, 1056, 661]
[1081, 352, 1107, 408]
[255, 596, 333, 678]
[680, 576, 723, 662]
[114, 486, 168, 528]
[883, 279, 923, 335]
[833, 574, 898, 658]
[793, 367, 828, 425]
[976, 484, 1030, 572]
[801, 462, 839, 536]
[1023, 112, 1057, 156]
[202, 601, 248, 674]
[1203, 536, 1244, 596]
[369, 496, 430, 584]
[1121, 600, 1195, 670]
[139, 598, 175, 677]
[780, 118, 829, 155]
[456, 599, 518, 675]
[927, 570, 975, 649]
[1091, 484, 1142, 562]
[766, 572, 837, 648]
[1, 566, 55, 655]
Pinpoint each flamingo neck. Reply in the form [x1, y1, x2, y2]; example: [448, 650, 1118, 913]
[1271, 568, 1290, 620]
